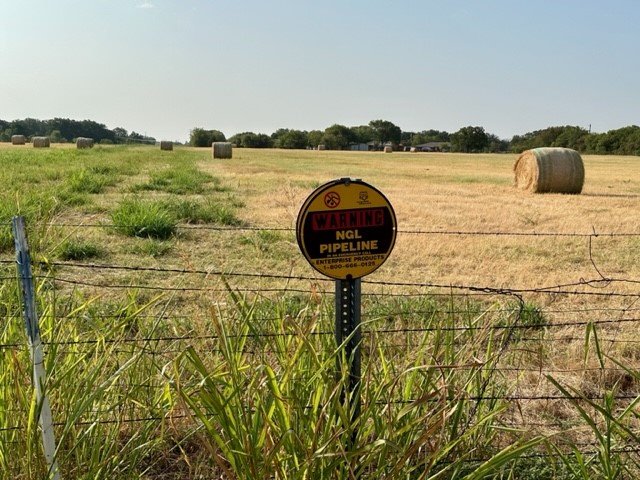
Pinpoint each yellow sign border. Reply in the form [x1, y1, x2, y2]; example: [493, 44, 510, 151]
[296, 178, 397, 280]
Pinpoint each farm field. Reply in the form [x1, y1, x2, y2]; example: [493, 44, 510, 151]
[1, 143, 640, 479]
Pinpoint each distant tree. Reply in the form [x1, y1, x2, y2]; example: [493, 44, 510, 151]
[49, 130, 63, 143]
[369, 119, 401, 145]
[228, 132, 272, 148]
[307, 130, 324, 148]
[323, 124, 354, 150]
[190, 128, 225, 147]
[450, 126, 488, 153]
[350, 125, 374, 144]
[401, 131, 414, 146]
[552, 126, 589, 151]
[411, 129, 450, 146]
[591, 125, 640, 155]
[271, 128, 309, 149]
[486, 134, 509, 153]
[0, 120, 9, 140]
[0, 120, 12, 141]
[9, 117, 45, 137]
[282, 130, 308, 149]
[510, 126, 590, 153]
[113, 127, 128, 142]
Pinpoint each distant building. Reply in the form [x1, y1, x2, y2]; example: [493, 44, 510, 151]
[415, 142, 448, 152]
[349, 143, 369, 151]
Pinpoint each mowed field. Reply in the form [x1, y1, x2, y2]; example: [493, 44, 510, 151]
[199, 147, 640, 291]
[2, 143, 640, 478]
[3, 143, 639, 294]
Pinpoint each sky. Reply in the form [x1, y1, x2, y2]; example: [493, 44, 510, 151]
[1, 0, 639, 143]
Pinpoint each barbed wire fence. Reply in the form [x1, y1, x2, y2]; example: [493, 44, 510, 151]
[2, 222, 640, 468]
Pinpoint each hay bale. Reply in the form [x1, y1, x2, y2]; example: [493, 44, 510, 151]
[212, 142, 232, 159]
[317, 144, 326, 151]
[32, 136, 50, 148]
[76, 137, 95, 149]
[160, 141, 173, 151]
[513, 147, 584, 194]
[384, 146, 393, 153]
[11, 135, 26, 145]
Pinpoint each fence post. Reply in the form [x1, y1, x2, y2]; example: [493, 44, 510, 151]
[12, 216, 61, 480]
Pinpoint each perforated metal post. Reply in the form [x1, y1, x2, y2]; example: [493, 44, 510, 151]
[335, 277, 362, 429]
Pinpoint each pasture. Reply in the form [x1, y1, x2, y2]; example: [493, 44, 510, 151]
[1, 143, 640, 479]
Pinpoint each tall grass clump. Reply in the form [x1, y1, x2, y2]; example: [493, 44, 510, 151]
[130, 165, 220, 195]
[55, 237, 102, 260]
[175, 290, 542, 478]
[545, 322, 640, 480]
[109, 197, 177, 239]
[64, 166, 119, 194]
[128, 239, 173, 257]
[0, 190, 66, 252]
[162, 198, 242, 225]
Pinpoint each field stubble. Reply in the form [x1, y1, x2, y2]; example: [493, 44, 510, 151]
[201, 149, 640, 294]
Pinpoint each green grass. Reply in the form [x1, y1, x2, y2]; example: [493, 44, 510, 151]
[0, 262, 549, 478]
[64, 166, 119, 194]
[109, 196, 178, 239]
[128, 238, 173, 257]
[162, 197, 242, 225]
[56, 237, 102, 260]
[129, 165, 221, 195]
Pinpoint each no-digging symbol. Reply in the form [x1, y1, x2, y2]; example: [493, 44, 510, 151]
[297, 178, 397, 280]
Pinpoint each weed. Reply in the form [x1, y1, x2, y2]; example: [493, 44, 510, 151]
[65, 167, 117, 194]
[109, 196, 177, 239]
[129, 239, 173, 257]
[130, 166, 215, 195]
[56, 238, 102, 260]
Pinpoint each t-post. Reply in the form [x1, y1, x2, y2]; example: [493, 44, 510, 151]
[335, 276, 362, 441]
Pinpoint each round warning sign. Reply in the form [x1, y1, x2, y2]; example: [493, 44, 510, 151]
[296, 178, 397, 280]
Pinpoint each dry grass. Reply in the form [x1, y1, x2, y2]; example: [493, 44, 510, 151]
[196, 149, 640, 291]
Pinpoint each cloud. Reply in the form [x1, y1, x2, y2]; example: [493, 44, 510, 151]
[137, 2, 154, 8]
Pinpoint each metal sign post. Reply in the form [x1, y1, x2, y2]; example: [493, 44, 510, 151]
[335, 277, 361, 429]
[297, 178, 396, 445]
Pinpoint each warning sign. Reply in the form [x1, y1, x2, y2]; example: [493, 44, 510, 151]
[297, 178, 397, 280]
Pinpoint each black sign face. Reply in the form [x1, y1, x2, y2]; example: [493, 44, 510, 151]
[296, 178, 397, 280]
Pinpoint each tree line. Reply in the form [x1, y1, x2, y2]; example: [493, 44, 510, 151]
[192, 121, 640, 156]
[2, 117, 638, 155]
[0, 118, 156, 145]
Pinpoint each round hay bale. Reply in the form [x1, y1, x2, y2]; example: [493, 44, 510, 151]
[383, 146, 393, 153]
[513, 147, 584, 194]
[160, 141, 173, 151]
[32, 136, 50, 148]
[11, 135, 26, 145]
[76, 137, 95, 149]
[212, 142, 232, 159]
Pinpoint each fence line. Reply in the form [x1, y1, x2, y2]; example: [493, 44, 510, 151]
[2, 222, 640, 474]
[7, 221, 640, 237]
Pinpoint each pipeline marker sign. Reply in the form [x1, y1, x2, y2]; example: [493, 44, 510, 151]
[297, 178, 397, 280]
